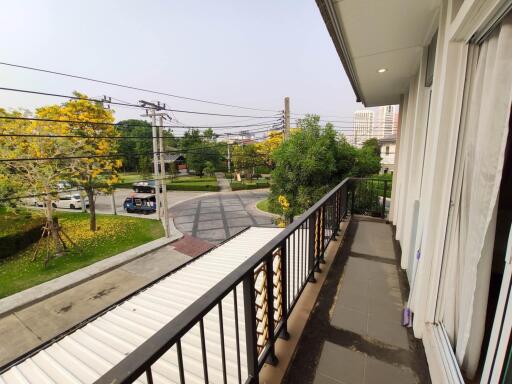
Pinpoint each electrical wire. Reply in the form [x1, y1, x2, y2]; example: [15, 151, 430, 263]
[0, 61, 281, 113]
[0, 115, 281, 130]
[0, 87, 280, 119]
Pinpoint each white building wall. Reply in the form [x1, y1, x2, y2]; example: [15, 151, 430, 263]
[389, 1, 512, 381]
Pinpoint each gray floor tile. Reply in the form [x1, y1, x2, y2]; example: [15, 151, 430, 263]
[336, 290, 369, 313]
[368, 298, 403, 323]
[364, 357, 419, 384]
[314, 373, 348, 384]
[332, 306, 368, 334]
[316, 342, 365, 384]
[367, 314, 409, 350]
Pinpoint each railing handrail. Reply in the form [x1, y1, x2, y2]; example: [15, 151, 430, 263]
[94, 177, 350, 384]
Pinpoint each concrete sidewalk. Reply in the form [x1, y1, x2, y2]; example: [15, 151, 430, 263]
[284, 216, 430, 384]
[0, 245, 191, 367]
[215, 172, 231, 192]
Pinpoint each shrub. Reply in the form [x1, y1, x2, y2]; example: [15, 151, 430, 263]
[166, 183, 220, 192]
[230, 182, 245, 191]
[0, 216, 45, 260]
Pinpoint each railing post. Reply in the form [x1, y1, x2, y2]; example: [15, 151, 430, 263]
[350, 183, 355, 215]
[332, 195, 337, 241]
[319, 206, 326, 265]
[279, 241, 290, 340]
[243, 273, 259, 384]
[265, 254, 278, 366]
[382, 180, 388, 219]
[308, 212, 317, 283]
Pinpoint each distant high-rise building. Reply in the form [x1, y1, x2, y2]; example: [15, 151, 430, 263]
[375, 105, 398, 138]
[353, 110, 374, 147]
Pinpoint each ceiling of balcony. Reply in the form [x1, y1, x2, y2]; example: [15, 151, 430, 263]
[323, 0, 441, 106]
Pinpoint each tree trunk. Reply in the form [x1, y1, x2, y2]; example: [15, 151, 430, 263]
[46, 195, 63, 255]
[86, 187, 96, 231]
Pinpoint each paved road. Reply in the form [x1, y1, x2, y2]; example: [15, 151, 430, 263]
[170, 190, 275, 243]
[34, 189, 209, 220]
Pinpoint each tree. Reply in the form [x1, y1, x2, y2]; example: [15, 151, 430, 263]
[361, 137, 380, 157]
[117, 119, 152, 174]
[232, 144, 259, 179]
[269, 115, 338, 219]
[180, 129, 222, 176]
[0, 108, 75, 257]
[203, 161, 215, 176]
[353, 138, 382, 177]
[256, 130, 283, 167]
[37, 93, 122, 231]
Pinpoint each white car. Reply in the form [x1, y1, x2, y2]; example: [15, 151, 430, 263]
[52, 194, 89, 210]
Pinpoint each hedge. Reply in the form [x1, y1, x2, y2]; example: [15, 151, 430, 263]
[0, 217, 45, 260]
[230, 181, 269, 191]
[166, 183, 220, 192]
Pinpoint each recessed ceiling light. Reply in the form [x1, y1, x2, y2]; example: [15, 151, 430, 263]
[377, 68, 387, 73]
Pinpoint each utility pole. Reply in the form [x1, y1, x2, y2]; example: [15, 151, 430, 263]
[284, 96, 290, 140]
[140, 100, 164, 221]
[158, 115, 171, 238]
[227, 133, 231, 173]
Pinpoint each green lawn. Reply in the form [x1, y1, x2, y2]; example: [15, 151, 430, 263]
[114, 172, 150, 189]
[0, 212, 164, 298]
[166, 176, 219, 191]
[256, 199, 279, 214]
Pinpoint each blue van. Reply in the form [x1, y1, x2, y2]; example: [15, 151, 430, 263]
[123, 193, 157, 214]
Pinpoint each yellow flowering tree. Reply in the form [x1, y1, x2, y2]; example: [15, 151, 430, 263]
[255, 130, 283, 167]
[0, 108, 75, 255]
[37, 93, 122, 231]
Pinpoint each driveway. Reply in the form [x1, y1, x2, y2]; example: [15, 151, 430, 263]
[170, 190, 274, 243]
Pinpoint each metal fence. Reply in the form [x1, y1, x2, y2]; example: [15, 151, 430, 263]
[94, 178, 350, 384]
[349, 178, 391, 219]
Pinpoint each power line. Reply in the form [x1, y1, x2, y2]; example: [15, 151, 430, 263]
[0, 139, 275, 162]
[0, 87, 280, 119]
[0, 115, 280, 130]
[0, 61, 280, 113]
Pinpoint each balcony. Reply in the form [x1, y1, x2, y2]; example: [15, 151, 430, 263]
[0, 178, 428, 383]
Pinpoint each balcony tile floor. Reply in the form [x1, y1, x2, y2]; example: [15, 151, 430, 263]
[284, 216, 431, 384]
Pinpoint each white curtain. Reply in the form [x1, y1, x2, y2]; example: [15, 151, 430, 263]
[439, 14, 512, 379]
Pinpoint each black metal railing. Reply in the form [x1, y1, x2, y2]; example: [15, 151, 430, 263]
[94, 178, 350, 384]
[349, 177, 391, 219]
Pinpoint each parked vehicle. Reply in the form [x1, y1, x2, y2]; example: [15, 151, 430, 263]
[53, 194, 89, 209]
[123, 193, 157, 214]
[24, 194, 88, 209]
[132, 180, 162, 194]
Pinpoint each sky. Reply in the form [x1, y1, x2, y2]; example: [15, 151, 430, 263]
[0, 1, 367, 135]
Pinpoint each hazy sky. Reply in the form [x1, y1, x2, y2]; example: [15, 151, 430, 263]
[0, 1, 366, 133]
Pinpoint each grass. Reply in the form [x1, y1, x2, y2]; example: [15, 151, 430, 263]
[166, 175, 219, 191]
[256, 199, 279, 215]
[0, 211, 164, 298]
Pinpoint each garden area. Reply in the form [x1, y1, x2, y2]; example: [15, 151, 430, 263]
[0, 209, 164, 298]
[166, 175, 220, 192]
[229, 177, 270, 191]
[115, 173, 220, 192]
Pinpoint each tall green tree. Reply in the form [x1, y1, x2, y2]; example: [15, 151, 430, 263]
[353, 138, 381, 177]
[180, 128, 222, 176]
[270, 115, 338, 219]
[232, 144, 259, 179]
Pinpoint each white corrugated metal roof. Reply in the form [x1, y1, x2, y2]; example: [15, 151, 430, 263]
[0, 227, 283, 384]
